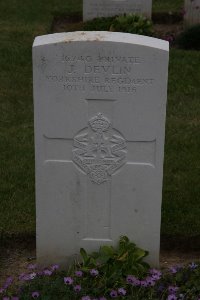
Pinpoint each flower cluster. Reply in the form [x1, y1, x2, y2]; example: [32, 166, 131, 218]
[126, 268, 162, 288]
[0, 264, 60, 300]
[1, 259, 200, 300]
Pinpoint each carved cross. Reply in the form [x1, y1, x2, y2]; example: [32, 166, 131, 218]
[44, 98, 155, 242]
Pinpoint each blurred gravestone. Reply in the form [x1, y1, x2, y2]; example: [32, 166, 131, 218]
[33, 31, 169, 267]
[83, 0, 152, 21]
[184, 0, 200, 25]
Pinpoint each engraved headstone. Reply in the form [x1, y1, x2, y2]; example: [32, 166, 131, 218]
[184, 0, 200, 26]
[33, 31, 169, 266]
[83, 0, 152, 21]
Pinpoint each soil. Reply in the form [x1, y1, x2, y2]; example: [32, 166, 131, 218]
[0, 239, 36, 285]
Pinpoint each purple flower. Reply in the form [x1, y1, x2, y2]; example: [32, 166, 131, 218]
[118, 288, 126, 296]
[11, 297, 19, 300]
[90, 269, 99, 276]
[149, 268, 160, 275]
[73, 285, 81, 292]
[29, 273, 37, 279]
[37, 271, 43, 276]
[3, 277, 13, 289]
[5, 277, 13, 284]
[99, 297, 107, 300]
[150, 269, 162, 278]
[32, 291, 40, 298]
[28, 264, 37, 270]
[126, 275, 135, 284]
[110, 290, 118, 298]
[140, 280, 148, 287]
[146, 276, 156, 286]
[18, 273, 25, 280]
[0, 288, 5, 294]
[81, 297, 91, 300]
[64, 277, 74, 285]
[22, 275, 29, 281]
[19, 274, 32, 281]
[3, 297, 10, 300]
[169, 266, 180, 274]
[51, 264, 59, 271]
[43, 269, 52, 276]
[75, 270, 83, 277]
[167, 295, 177, 300]
[126, 275, 140, 286]
[168, 286, 179, 294]
[189, 262, 198, 269]
[151, 273, 161, 281]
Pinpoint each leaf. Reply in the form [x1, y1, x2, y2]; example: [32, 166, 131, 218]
[100, 245, 115, 257]
[131, 248, 147, 262]
[91, 251, 99, 259]
[80, 248, 88, 264]
[141, 261, 150, 269]
[117, 251, 128, 261]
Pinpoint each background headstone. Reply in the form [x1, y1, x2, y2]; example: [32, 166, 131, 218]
[184, 0, 200, 26]
[33, 31, 169, 267]
[83, 0, 152, 21]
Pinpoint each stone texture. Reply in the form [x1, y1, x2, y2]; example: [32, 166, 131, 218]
[33, 31, 169, 267]
[83, 0, 152, 21]
[184, 0, 200, 26]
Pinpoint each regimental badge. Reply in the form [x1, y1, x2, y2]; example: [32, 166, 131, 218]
[72, 113, 127, 184]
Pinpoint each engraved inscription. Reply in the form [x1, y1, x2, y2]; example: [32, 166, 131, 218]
[72, 113, 127, 184]
[85, 1, 143, 19]
[45, 53, 155, 95]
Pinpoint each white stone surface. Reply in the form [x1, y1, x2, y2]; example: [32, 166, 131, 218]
[184, 0, 200, 25]
[33, 31, 169, 267]
[83, 0, 152, 21]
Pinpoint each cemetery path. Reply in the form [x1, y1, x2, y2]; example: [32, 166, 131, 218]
[1, 242, 200, 286]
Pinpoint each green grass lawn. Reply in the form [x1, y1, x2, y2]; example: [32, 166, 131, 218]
[0, 0, 199, 245]
[162, 49, 200, 239]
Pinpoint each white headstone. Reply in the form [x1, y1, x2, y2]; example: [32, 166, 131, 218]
[33, 31, 169, 267]
[83, 0, 152, 21]
[184, 0, 200, 26]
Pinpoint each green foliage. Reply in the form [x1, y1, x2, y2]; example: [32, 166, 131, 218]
[79, 236, 149, 281]
[84, 14, 153, 36]
[2, 238, 200, 299]
[83, 16, 115, 31]
[110, 14, 153, 36]
[176, 24, 200, 50]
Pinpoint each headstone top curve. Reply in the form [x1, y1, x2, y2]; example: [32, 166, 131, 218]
[33, 31, 169, 51]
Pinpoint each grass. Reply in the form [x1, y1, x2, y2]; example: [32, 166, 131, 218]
[153, 0, 184, 12]
[0, 0, 82, 240]
[0, 0, 199, 246]
[162, 49, 200, 238]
